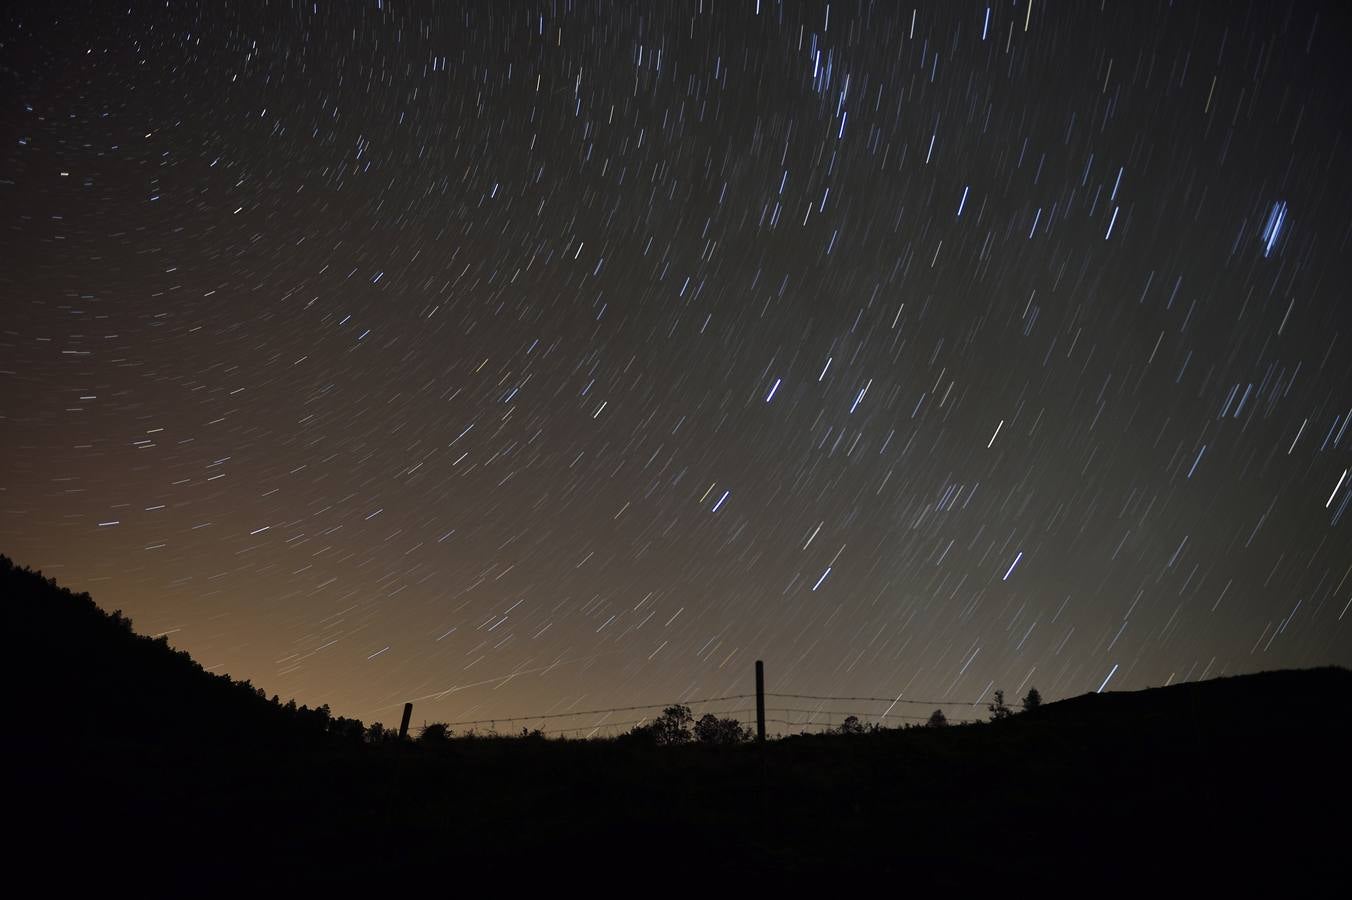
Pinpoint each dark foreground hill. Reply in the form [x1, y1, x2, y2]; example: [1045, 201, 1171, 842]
[7, 555, 1350, 891]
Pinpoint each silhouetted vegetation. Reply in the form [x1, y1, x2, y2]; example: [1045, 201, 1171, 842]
[8, 554, 1349, 892]
[632, 703, 696, 745]
[693, 712, 748, 745]
[836, 714, 866, 734]
[4, 554, 368, 749]
[418, 722, 451, 743]
[987, 689, 1014, 720]
[981, 686, 1045, 720]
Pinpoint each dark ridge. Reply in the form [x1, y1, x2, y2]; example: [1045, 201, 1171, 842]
[5, 554, 365, 747]
[8, 555, 1350, 890]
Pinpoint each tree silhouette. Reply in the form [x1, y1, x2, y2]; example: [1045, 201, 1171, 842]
[649, 704, 694, 745]
[1021, 688, 1043, 712]
[329, 715, 365, 742]
[927, 709, 948, 727]
[836, 715, 866, 735]
[693, 713, 747, 745]
[988, 690, 1013, 721]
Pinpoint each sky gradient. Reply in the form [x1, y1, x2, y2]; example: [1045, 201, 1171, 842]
[3, 0, 1350, 734]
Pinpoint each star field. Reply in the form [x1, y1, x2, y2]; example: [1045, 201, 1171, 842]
[2, 0, 1350, 732]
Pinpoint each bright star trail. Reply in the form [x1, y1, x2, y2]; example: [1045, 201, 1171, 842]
[1, 0, 1349, 728]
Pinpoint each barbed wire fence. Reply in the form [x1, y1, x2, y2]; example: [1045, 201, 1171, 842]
[402, 668, 999, 741]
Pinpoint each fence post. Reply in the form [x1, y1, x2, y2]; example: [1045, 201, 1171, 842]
[399, 702, 413, 739]
[755, 660, 766, 742]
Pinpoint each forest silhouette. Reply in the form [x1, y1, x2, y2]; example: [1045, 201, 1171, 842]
[7, 554, 1348, 890]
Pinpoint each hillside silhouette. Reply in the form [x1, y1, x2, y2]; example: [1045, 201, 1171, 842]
[7, 555, 1349, 890]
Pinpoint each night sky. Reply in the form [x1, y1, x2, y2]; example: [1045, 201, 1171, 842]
[3, 0, 1350, 735]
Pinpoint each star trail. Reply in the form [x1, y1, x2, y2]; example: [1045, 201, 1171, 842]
[2, 0, 1349, 732]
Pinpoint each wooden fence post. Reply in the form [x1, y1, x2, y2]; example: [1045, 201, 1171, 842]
[399, 702, 413, 739]
[755, 660, 766, 742]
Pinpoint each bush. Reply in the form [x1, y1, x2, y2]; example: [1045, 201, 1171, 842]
[988, 690, 1013, 721]
[649, 705, 694, 745]
[418, 722, 451, 743]
[693, 713, 747, 745]
[836, 715, 867, 735]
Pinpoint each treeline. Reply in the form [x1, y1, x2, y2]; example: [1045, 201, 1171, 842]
[5, 555, 366, 748]
[7, 553, 1045, 750]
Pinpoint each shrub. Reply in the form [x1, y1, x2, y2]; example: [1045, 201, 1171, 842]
[649, 705, 694, 745]
[418, 722, 451, 743]
[836, 715, 867, 735]
[693, 713, 747, 745]
[988, 690, 1013, 721]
